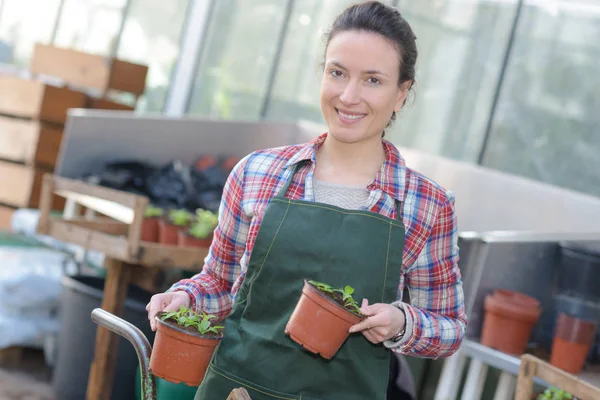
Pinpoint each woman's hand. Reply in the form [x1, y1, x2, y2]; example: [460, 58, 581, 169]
[349, 299, 405, 343]
[146, 291, 191, 331]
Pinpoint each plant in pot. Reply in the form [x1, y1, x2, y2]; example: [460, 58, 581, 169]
[141, 205, 164, 243]
[178, 209, 218, 248]
[158, 209, 193, 246]
[285, 280, 364, 360]
[150, 306, 224, 386]
[535, 387, 577, 400]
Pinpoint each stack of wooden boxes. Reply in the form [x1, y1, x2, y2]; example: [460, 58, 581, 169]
[0, 44, 148, 229]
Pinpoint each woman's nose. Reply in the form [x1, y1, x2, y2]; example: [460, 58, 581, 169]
[339, 82, 361, 105]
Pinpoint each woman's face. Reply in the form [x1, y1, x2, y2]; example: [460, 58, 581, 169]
[320, 30, 410, 144]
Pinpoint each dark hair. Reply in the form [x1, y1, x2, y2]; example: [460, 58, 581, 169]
[324, 1, 418, 124]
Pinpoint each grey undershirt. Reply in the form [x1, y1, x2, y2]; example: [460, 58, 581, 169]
[313, 179, 370, 210]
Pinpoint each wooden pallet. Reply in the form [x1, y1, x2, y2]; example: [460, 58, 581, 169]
[516, 354, 600, 400]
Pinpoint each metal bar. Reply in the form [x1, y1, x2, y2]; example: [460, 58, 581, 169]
[111, 0, 132, 58]
[50, 0, 66, 44]
[477, 0, 525, 165]
[91, 308, 156, 400]
[164, 0, 214, 116]
[259, 0, 296, 119]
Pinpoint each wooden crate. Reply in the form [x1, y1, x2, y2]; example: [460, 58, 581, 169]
[0, 75, 86, 125]
[0, 161, 65, 209]
[36, 174, 209, 269]
[0, 116, 63, 168]
[31, 44, 148, 97]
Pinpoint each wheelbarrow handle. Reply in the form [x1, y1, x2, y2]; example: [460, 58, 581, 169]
[91, 308, 157, 400]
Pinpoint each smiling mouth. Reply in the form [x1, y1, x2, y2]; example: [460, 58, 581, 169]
[336, 108, 367, 121]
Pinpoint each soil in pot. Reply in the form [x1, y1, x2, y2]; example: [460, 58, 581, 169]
[177, 230, 213, 248]
[550, 313, 597, 374]
[480, 290, 541, 355]
[149, 312, 223, 386]
[158, 219, 185, 246]
[141, 217, 160, 243]
[285, 280, 364, 360]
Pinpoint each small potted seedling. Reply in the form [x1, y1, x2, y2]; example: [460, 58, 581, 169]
[178, 209, 218, 248]
[150, 306, 224, 386]
[141, 204, 163, 243]
[285, 280, 364, 359]
[535, 387, 576, 400]
[158, 209, 193, 246]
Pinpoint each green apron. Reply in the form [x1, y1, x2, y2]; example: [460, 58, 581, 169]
[195, 162, 406, 400]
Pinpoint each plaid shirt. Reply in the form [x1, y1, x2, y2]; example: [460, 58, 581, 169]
[171, 133, 467, 359]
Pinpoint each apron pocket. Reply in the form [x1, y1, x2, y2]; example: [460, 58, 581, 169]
[208, 362, 302, 400]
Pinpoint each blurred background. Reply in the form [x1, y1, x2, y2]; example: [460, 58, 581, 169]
[0, 1, 599, 400]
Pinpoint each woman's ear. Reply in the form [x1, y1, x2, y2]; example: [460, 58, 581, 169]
[394, 80, 413, 112]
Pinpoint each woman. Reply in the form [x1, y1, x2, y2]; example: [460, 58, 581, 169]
[147, 2, 467, 399]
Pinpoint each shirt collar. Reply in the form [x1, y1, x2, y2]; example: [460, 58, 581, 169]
[285, 133, 407, 202]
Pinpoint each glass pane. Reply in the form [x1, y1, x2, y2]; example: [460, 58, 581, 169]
[53, 0, 127, 55]
[385, 0, 518, 161]
[265, 0, 397, 123]
[116, 0, 190, 112]
[0, 0, 61, 66]
[483, 1, 600, 197]
[187, 0, 288, 120]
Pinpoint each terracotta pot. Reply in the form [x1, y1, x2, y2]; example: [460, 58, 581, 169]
[177, 230, 213, 248]
[494, 289, 541, 310]
[550, 313, 597, 374]
[141, 217, 160, 243]
[158, 219, 185, 246]
[285, 280, 363, 359]
[480, 290, 541, 355]
[149, 318, 220, 386]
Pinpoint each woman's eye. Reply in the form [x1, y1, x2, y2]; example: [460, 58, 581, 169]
[330, 70, 344, 78]
[367, 77, 381, 85]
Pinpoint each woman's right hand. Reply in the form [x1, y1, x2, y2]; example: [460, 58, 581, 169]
[146, 291, 191, 331]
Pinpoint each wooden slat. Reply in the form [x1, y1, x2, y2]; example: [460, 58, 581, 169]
[86, 259, 132, 400]
[516, 354, 600, 400]
[136, 242, 209, 269]
[48, 220, 129, 260]
[60, 218, 129, 236]
[30, 169, 67, 210]
[35, 124, 63, 168]
[127, 197, 147, 258]
[37, 174, 55, 235]
[0, 161, 36, 207]
[52, 176, 141, 210]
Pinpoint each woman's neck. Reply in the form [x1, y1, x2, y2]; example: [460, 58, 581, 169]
[314, 134, 386, 186]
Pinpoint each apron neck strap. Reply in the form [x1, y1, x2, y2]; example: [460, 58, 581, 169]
[276, 162, 304, 198]
[276, 161, 403, 222]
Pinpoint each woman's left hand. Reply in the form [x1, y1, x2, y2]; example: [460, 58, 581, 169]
[349, 299, 405, 344]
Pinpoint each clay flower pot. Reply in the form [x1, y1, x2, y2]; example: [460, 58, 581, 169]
[480, 289, 541, 355]
[285, 280, 363, 359]
[177, 230, 213, 248]
[550, 313, 597, 374]
[158, 219, 185, 246]
[141, 217, 160, 243]
[150, 318, 221, 386]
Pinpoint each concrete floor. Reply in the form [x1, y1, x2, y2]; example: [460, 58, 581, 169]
[0, 349, 54, 400]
